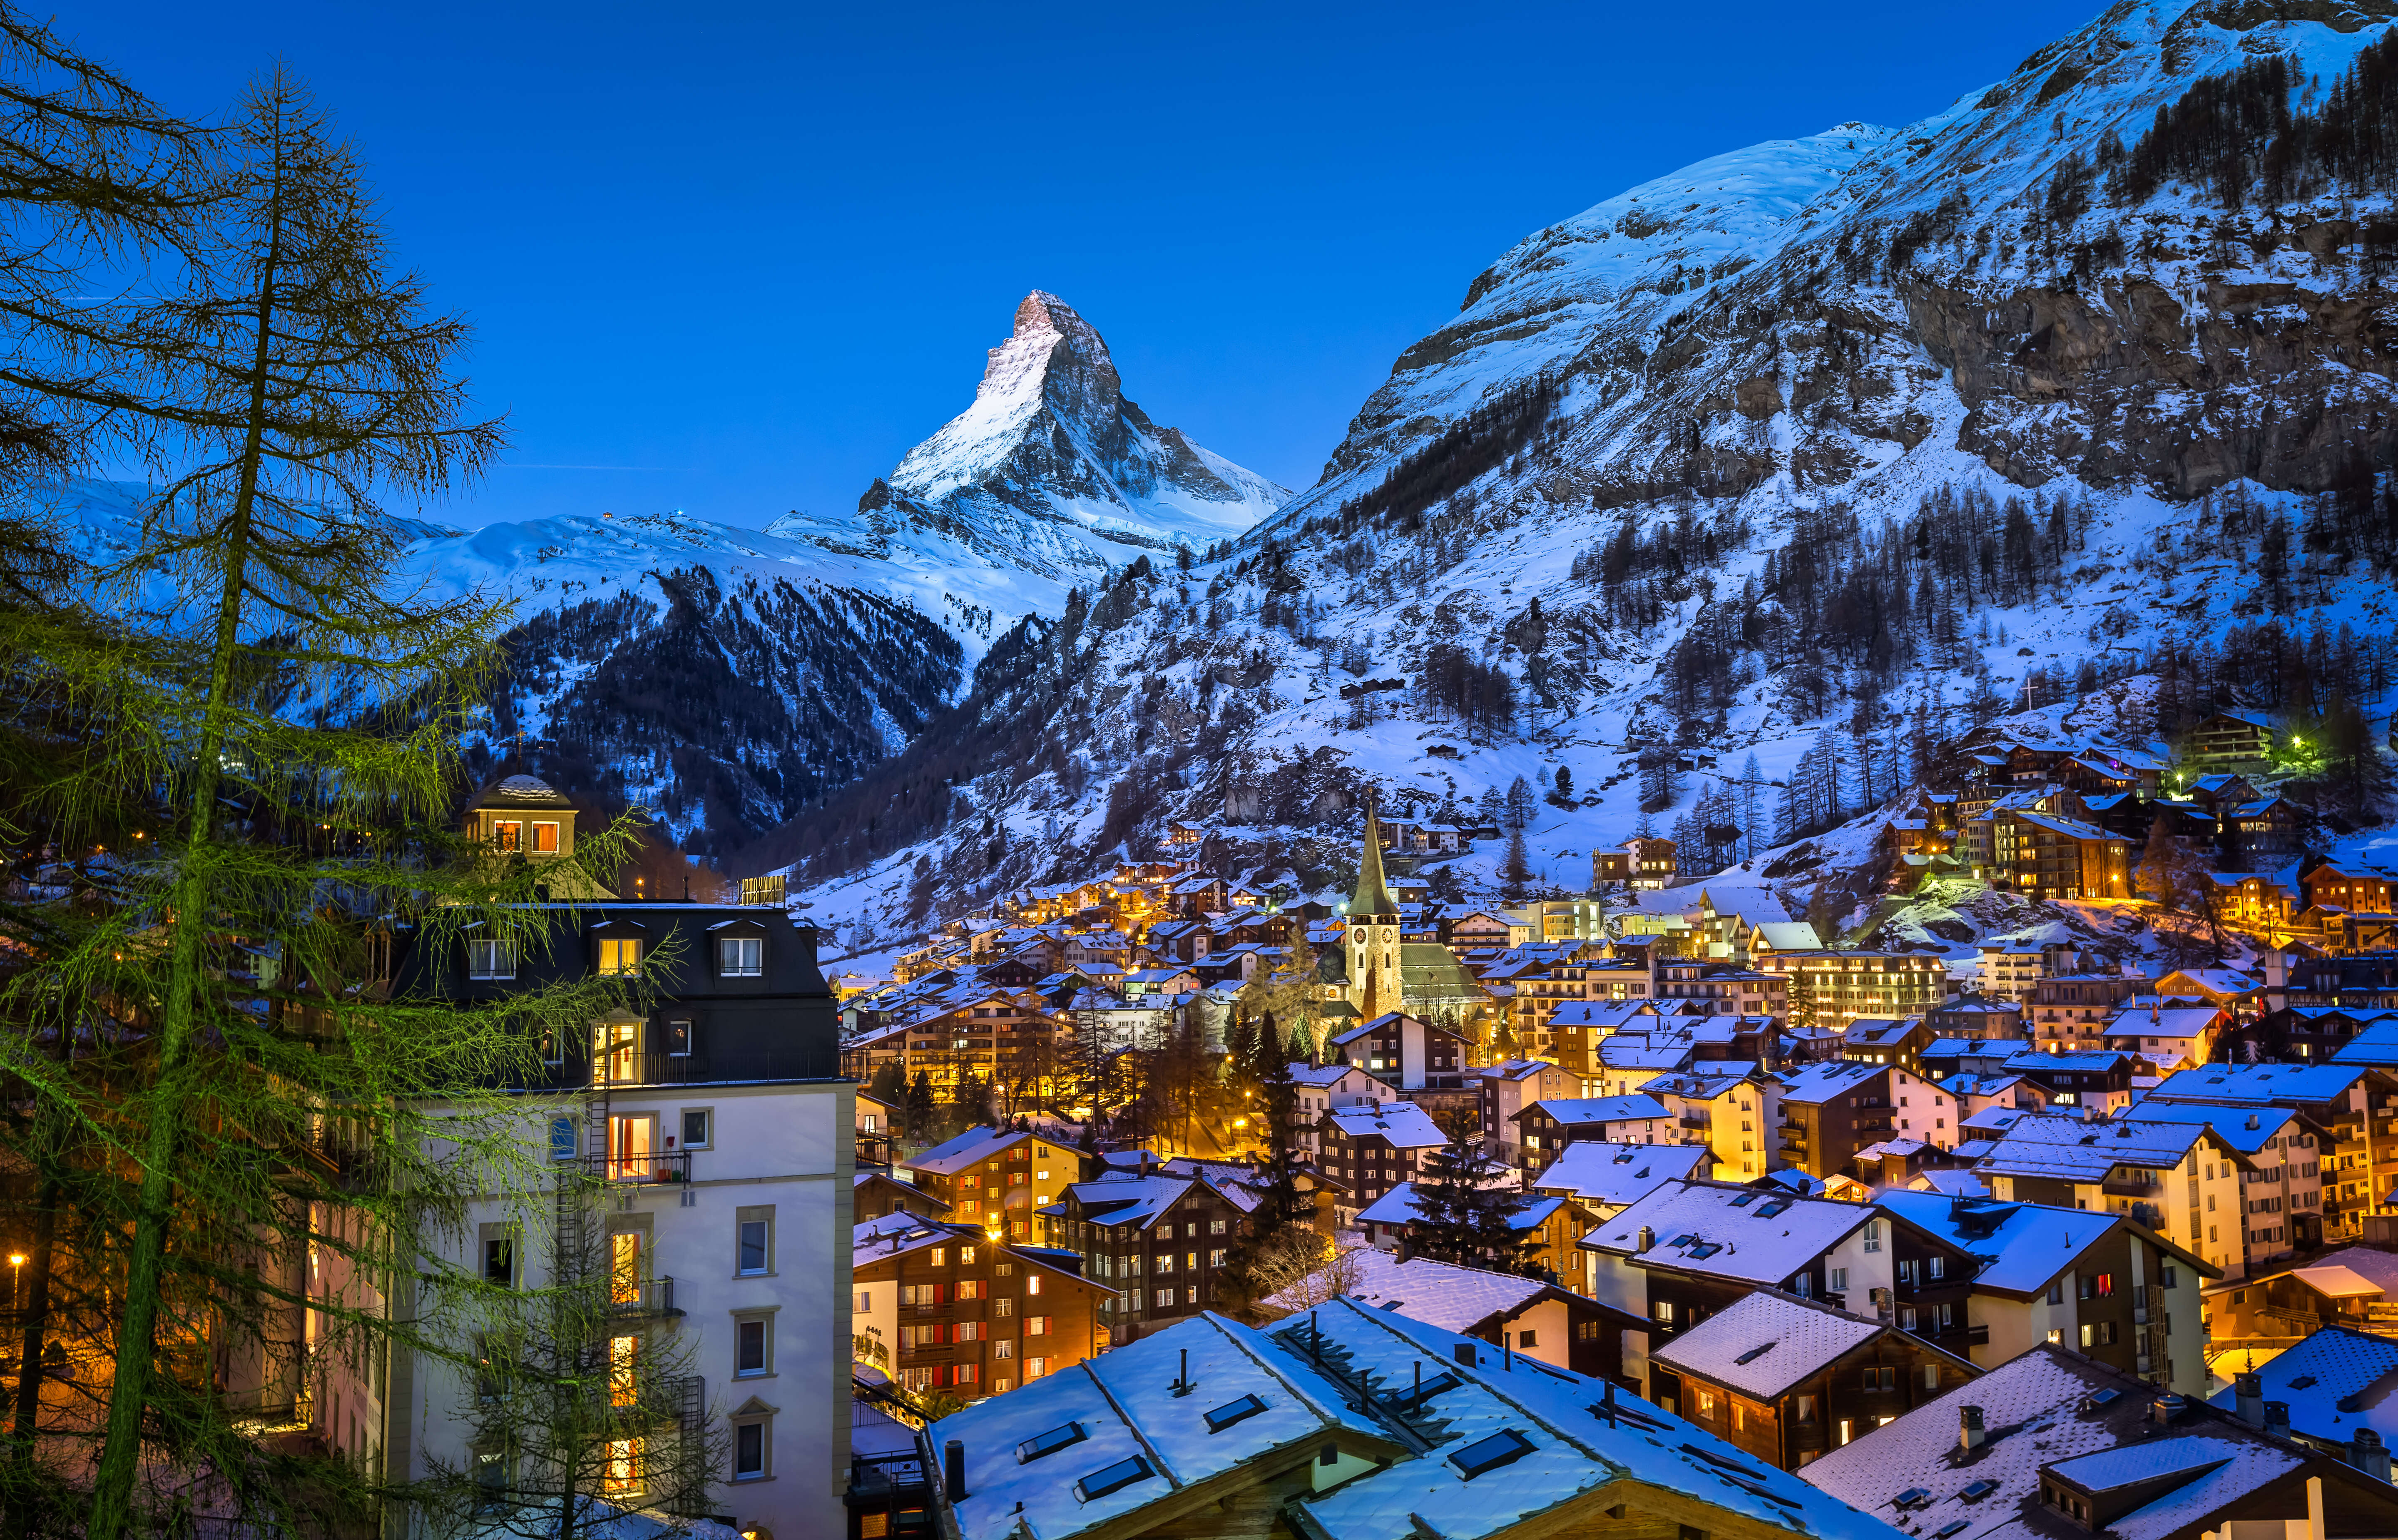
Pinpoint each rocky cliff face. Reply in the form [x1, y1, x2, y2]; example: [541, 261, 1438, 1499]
[771, 291, 1286, 586]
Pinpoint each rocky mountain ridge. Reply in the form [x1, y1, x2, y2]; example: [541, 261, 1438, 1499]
[769, 0, 2398, 960]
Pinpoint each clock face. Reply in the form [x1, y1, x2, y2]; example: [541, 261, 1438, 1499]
[1351, 929, 1366, 944]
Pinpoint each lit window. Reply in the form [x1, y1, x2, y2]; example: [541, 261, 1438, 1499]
[597, 938, 642, 976]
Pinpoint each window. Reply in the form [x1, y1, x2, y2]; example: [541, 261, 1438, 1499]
[1516, 1330, 1537, 1349]
[1027, 1274, 1043, 1297]
[993, 1298, 1013, 1318]
[665, 1019, 693, 1058]
[2047, 1328, 2064, 1345]
[734, 1314, 773, 1376]
[1863, 1366, 1896, 1392]
[718, 936, 763, 977]
[492, 820, 523, 851]
[609, 1232, 642, 1305]
[1074, 1456, 1155, 1502]
[955, 1279, 984, 1302]
[1025, 1316, 1051, 1336]
[682, 1109, 711, 1148]
[854, 1290, 871, 1312]
[1796, 1394, 1817, 1423]
[1863, 1223, 1882, 1254]
[955, 1321, 984, 1343]
[1929, 1256, 1945, 1280]
[737, 1208, 774, 1275]
[1828, 1267, 1849, 1291]
[1838, 1418, 1855, 1446]
[597, 937, 642, 976]
[603, 1437, 642, 1497]
[465, 938, 516, 980]
[2046, 1282, 2064, 1306]
[530, 820, 559, 854]
[1154, 1288, 1174, 1309]
[609, 1335, 639, 1406]
[734, 1418, 768, 1480]
[484, 1235, 515, 1287]
[1448, 1429, 1536, 1479]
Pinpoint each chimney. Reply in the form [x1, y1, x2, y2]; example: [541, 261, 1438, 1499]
[2236, 1373, 2265, 1428]
[1960, 1405, 1987, 1450]
[944, 1438, 968, 1500]
[1637, 1225, 1654, 1251]
[2265, 1401, 2292, 1440]
[2355, 1429, 2392, 1484]
[2152, 1394, 2187, 1426]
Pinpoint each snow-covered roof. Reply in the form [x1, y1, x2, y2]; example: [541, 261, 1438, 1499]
[1973, 1113, 2207, 1182]
[1518, 1095, 1672, 1127]
[1530, 1142, 1711, 1206]
[2149, 1063, 2371, 1108]
[1324, 1100, 1449, 1149]
[1357, 1180, 1562, 1233]
[1652, 1289, 1889, 1399]
[908, 1125, 1025, 1175]
[1478, 1058, 1570, 1083]
[2207, 1326, 2398, 1448]
[1906, 1168, 1990, 1198]
[1596, 1038, 1695, 1071]
[2274, 1247, 2398, 1302]
[2003, 1049, 2129, 1074]
[1800, 1345, 2302, 1540]
[1752, 921, 1824, 951]
[2106, 1005, 2222, 1038]
[1289, 1061, 1390, 1090]
[1842, 1017, 1923, 1047]
[2119, 1100, 2298, 1156]
[1872, 1191, 2142, 1297]
[1547, 1000, 1663, 1032]
[1582, 1180, 1876, 1285]
[1775, 1059, 1890, 1104]
[1062, 1175, 1196, 1231]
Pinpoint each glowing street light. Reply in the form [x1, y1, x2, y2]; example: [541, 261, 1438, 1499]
[8, 1253, 22, 1312]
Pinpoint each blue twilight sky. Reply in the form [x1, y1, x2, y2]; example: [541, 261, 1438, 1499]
[87, 0, 2103, 530]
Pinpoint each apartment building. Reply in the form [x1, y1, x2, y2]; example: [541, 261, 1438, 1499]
[851, 1220, 1108, 1400]
[2128, 1100, 2326, 1264]
[1312, 1099, 1449, 1223]
[2025, 971, 2146, 1049]
[1283, 1062, 1393, 1157]
[1758, 952, 1948, 1033]
[2146, 1063, 2398, 1244]
[1641, 1069, 1782, 1181]
[1049, 1168, 1259, 1344]
[1477, 1058, 1584, 1170]
[899, 1126, 1075, 1242]
[1969, 1112, 2243, 1277]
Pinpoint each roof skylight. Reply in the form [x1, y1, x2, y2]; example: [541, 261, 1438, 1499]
[1073, 1455, 1156, 1503]
[1017, 1421, 1087, 1463]
[1448, 1428, 1536, 1479]
[1203, 1393, 1267, 1433]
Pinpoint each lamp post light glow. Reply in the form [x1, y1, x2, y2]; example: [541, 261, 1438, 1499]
[8, 1252, 23, 1313]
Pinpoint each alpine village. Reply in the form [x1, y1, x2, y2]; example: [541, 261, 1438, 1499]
[11, 2, 2398, 1540]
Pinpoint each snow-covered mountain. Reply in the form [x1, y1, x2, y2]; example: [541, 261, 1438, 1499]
[34, 294, 1288, 860]
[768, 291, 1286, 600]
[775, 0, 2398, 957]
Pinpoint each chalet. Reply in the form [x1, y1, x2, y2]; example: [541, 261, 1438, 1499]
[1584, 1180, 1984, 1389]
[1801, 1343, 2393, 1540]
[855, 1169, 949, 1222]
[1282, 1062, 1394, 1156]
[1326, 1010, 1472, 1089]
[2102, 1001, 2223, 1071]
[1049, 1170, 1259, 1344]
[2125, 1100, 2326, 1263]
[852, 1220, 1109, 1400]
[1512, 1095, 1679, 1162]
[1841, 1016, 1935, 1075]
[1873, 1191, 2217, 1388]
[1988, 808, 2131, 900]
[2208, 1325, 2398, 1472]
[2201, 1247, 2398, 1341]
[1649, 1289, 1979, 1469]
[2000, 1048, 2137, 1113]
[1530, 1140, 1711, 1217]
[2221, 794, 2304, 869]
[1477, 1058, 1585, 1170]
[2145, 1062, 2398, 1245]
[2187, 707, 2277, 777]
[918, 1302, 1908, 1540]
[1927, 991, 2027, 1039]
[1626, 836, 1678, 888]
[904, 1126, 1078, 1242]
[2027, 971, 2149, 1051]
[1775, 1060, 1959, 1180]
[1441, 909, 1527, 948]
[1314, 1099, 1449, 1222]
[1642, 1068, 1783, 1182]
[1289, 1249, 1644, 1384]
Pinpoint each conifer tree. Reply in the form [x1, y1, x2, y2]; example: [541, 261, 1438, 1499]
[0, 60, 650, 1540]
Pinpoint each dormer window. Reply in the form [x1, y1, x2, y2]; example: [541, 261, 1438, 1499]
[466, 939, 515, 981]
[598, 938, 642, 976]
[719, 936, 763, 977]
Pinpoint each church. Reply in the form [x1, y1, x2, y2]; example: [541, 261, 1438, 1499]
[1316, 802, 1486, 1038]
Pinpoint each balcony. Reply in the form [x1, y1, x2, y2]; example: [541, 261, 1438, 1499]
[609, 1276, 681, 1317]
[2101, 1177, 2162, 1198]
[588, 1149, 692, 1185]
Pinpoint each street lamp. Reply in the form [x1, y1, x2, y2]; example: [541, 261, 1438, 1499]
[8, 1254, 22, 1312]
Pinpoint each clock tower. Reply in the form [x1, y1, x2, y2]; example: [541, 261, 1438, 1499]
[1346, 799, 1404, 1021]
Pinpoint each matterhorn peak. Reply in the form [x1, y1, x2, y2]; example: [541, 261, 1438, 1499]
[851, 290, 1285, 580]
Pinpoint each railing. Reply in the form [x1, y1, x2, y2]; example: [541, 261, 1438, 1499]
[609, 1276, 679, 1316]
[588, 1149, 692, 1185]
[2102, 1177, 2162, 1197]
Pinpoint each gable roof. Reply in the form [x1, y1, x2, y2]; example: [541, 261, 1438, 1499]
[908, 1125, 1024, 1174]
[1654, 1289, 1955, 1401]
[1323, 1100, 1449, 1149]
[1776, 1059, 1893, 1104]
[1971, 1113, 2211, 1182]
[1873, 1190, 2210, 1297]
[1517, 1095, 1672, 1127]
[1531, 1141, 1712, 1205]
[1580, 1180, 1881, 1285]
[2148, 1063, 2372, 1108]
[1800, 1345, 2323, 1540]
[2208, 1325, 2398, 1451]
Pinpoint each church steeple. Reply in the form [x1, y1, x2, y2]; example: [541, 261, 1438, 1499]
[1350, 797, 1398, 919]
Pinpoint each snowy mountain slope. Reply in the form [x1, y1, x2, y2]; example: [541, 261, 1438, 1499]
[773, 0, 2398, 957]
[766, 291, 1286, 591]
